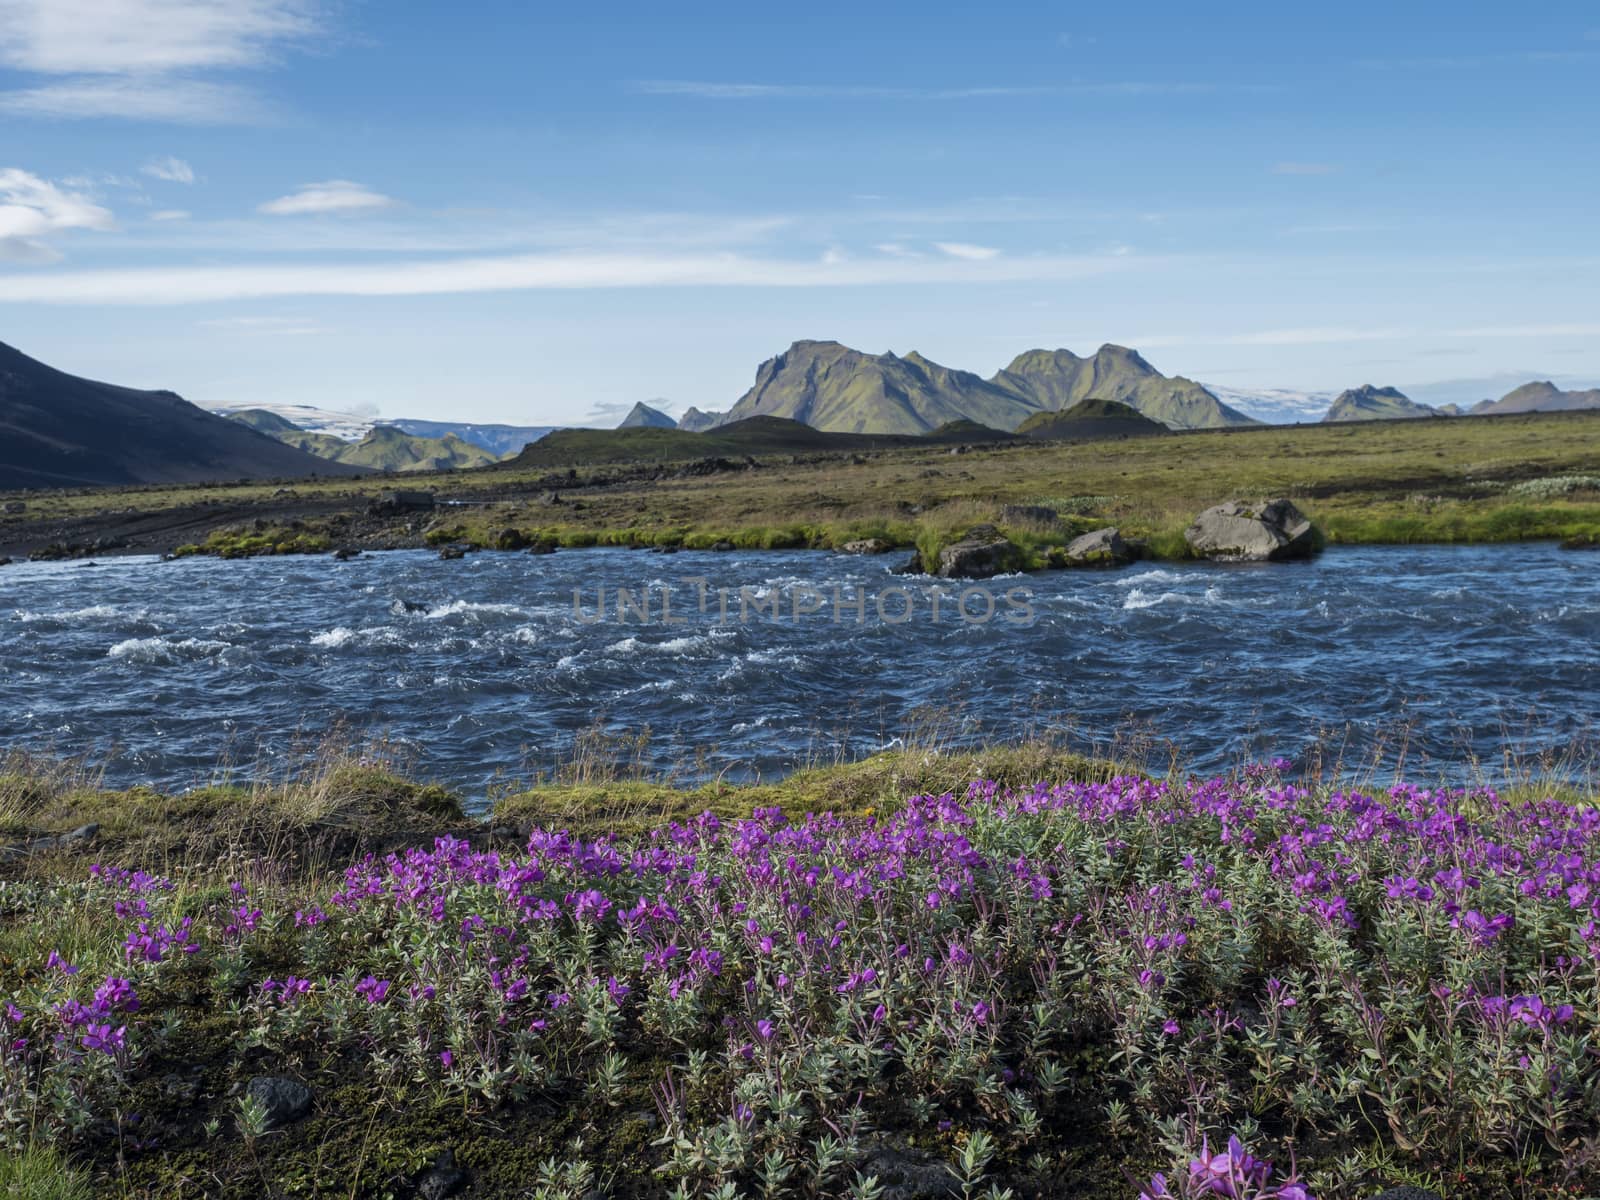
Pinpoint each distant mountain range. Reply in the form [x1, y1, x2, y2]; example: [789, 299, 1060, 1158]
[209, 402, 377, 442]
[1470, 381, 1600, 415]
[1203, 386, 1334, 424]
[0, 340, 357, 490]
[382, 418, 555, 457]
[616, 340, 1256, 436]
[1323, 385, 1441, 423]
[226, 410, 500, 472]
[208, 403, 554, 457]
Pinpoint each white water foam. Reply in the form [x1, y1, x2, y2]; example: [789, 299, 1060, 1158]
[1123, 586, 1227, 611]
[107, 636, 230, 665]
[423, 599, 524, 620]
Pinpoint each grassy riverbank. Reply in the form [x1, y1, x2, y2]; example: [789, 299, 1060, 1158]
[3, 742, 1598, 1199]
[3, 410, 1600, 565]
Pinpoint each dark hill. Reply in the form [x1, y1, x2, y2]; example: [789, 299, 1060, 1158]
[0, 341, 361, 490]
[1014, 397, 1169, 440]
[501, 414, 1008, 468]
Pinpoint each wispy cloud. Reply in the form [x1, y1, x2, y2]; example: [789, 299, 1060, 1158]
[0, 0, 322, 122]
[1270, 162, 1338, 176]
[632, 80, 1252, 100]
[0, 75, 270, 123]
[934, 241, 1000, 260]
[0, 249, 1150, 305]
[260, 181, 395, 216]
[149, 209, 191, 221]
[141, 155, 196, 184]
[0, 167, 115, 261]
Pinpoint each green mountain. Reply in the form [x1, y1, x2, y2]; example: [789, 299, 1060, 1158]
[1323, 385, 1439, 423]
[722, 340, 1045, 435]
[618, 401, 677, 429]
[228, 408, 306, 436]
[0, 341, 359, 490]
[992, 345, 1256, 430]
[1470, 381, 1600, 415]
[678, 406, 727, 432]
[1014, 397, 1169, 440]
[383, 418, 554, 456]
[229, 413, 499, 472]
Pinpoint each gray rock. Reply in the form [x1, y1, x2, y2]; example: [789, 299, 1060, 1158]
[1063, 527, 1132, 566]
[891, 553, 925, 575]
[842, 538, 894, 555]
[1184, 498, 1318, 562]
[438, 545, 467, 561]
[493, 527, 528, 551]
[527, 539, 557, 555]
[1370, 1189, 1442, 1200]
[710, 540, 735, 552]
[2, 823, 101, 861]
[415, 1150, 468, 1200]
[1000, 504, 1059, 525]
[371, 490, 436, 516]
[0, 556, 11, 567]
[3, 501, 25, 514]
[332, 547, 360, 561]
[244, 1075, 312, 1129]
[936, 524, 1023, 579]
[856, 1144, 958, 1199]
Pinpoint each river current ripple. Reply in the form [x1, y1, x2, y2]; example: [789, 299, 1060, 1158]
[1, 544, 1596, 801]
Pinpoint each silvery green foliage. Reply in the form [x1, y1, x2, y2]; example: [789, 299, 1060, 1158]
[4, 768, 1599, 1195]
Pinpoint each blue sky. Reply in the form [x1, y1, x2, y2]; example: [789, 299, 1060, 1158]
[1, 1, 1597, 424]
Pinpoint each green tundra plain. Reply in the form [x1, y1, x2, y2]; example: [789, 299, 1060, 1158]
[4, 409, 1600, 567]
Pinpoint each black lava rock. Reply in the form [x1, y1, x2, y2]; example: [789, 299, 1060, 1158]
[244, 1075, 312, 1129]
[415, 1150, 468, 1200]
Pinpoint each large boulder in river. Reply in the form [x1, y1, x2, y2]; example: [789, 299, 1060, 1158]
[1184, 499, 1318, 562]
[1063, 527, 1133, 567]
[841, 537, 894, 555]
[936, 525, 1023, 579]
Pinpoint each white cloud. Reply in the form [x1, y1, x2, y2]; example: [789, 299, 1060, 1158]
[0, 0, 319, 74]
[0, 76, 268, 122]
[1270, 162, 1338, 176]
[820, 246, 848, 265]
[149, 209, 191, 221]
[141, 155, 196, 184]
[873, 243, 918, 257]
[0, 167, 115, 261]
[0, 0, 320, 122]
[259, 181, 396, 216]
[0, 248, 1148, 305]
[934, 241, 1000, 260]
